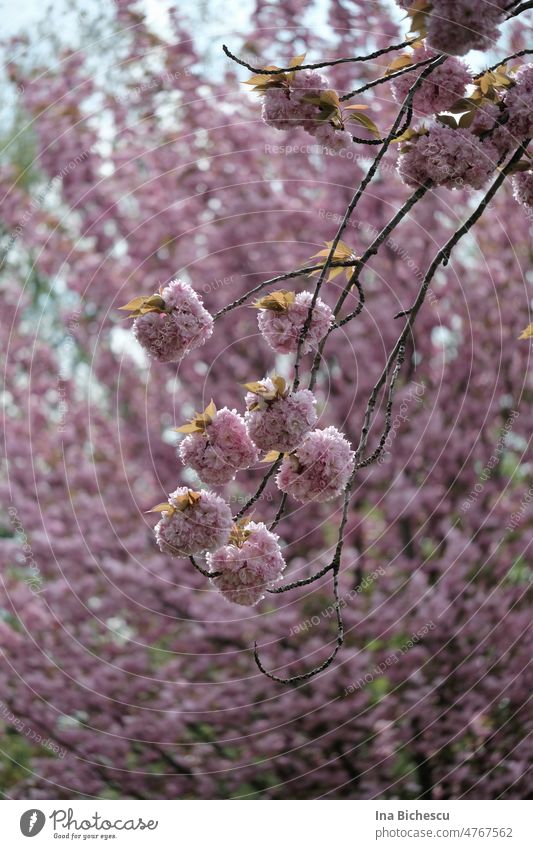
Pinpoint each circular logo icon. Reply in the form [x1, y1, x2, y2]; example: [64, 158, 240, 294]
[20, 810, 46, 837]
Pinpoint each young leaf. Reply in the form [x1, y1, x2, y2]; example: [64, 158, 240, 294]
[346, 111, 380, 138]
[518, 323, 533, 340]
[118, 293, 166, 318]
[175, 400, 217, 433]
[385, 54, 413, 76]
[261, 450, 281, 462]
[437, 113, 459, 129]
[146, 502, 174, 514]
[271, 374, 287, 396]
[253, 290, 295, 312]
[175, 490, 202, 510]
[289, 54, 306, 68]
[119, 296, 154, 311]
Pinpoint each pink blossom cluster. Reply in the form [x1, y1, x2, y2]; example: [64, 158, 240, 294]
[262, 71, 353, 150]
[179, 407, 258, 485]
[245, 381, 318, 453]
[391, 48, 470, 116]
[155, 488, 232, 556]
[208, 522, 286, 606]
[469, 102, 513, 161]
[397, 124, 498, 190]
[133, 279, 213, 362]
[313, 123, 354, 152]
[512, 171, 533, 209]
[396, 1, 507, 56]
[503, 64, 533, 142]
[276, 426, 355, 502]
[258, 291, 334, 354]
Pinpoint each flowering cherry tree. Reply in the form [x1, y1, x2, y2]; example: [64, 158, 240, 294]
[116, 0, 533, 684]
[0, 0, 532, 799]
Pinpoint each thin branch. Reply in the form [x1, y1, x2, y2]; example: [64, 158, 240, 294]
[356, 345, 405, 468]
[269, 492, 287, 531]
[349, 104, 416, 146]
[336, 182, 432, 322]
[213, 260, 359, 320]
[258, 461, 356, 682]
[267, 560, 333, 594]
[254, 564, 344, 684]
[484, 47, 533, 74]
[506, 1, 533, 17]
[340, 54, 436, 100]
[292, 58, 444, 392]
[190, 555, 220, 579]
[353, 141, 530, 466]
[222, 39, 417, 76]
[308, 182, 430, 391]
[234, 457, 282, 520]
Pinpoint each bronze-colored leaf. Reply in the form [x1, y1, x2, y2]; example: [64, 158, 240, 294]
[518, 323, 533, 340]
[437, 113, 459, 129]
[311, 239, 356, 262]
[253, 290, 295, 312]
[261, 450, 281, 462]
[118, 293, 166, 318]
[175, 490, 202, 510]
[289, 54, 306, 68]
[243, 380, 269, 394]
[119, 296, 154, 311]
[146, 502, 174, 514]
[347, 111, 380, 138]
[385, 55, 413, 76]
[448, 97, 476, 113]
[327, 265, 347, 283]
[174, 422, 200, 434]
[271, 374, 287, 396]
[175, 400, 217, 433]
[392, 126, 428, 147]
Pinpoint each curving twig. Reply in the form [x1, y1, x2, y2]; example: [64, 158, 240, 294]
[190, 555, 220, 579]
[222, 39, 417, 75]
[254, 563, 344, 684]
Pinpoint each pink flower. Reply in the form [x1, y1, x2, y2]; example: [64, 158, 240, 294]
[313, 123, 354, 151]
[504, 64, 533, 143]
[391, 48, 470, 116]
[133, 279, 213, 362]
[512, 171, 533, 209]
[261, 70, 354, 150]
[179, 407, 258, 485]
[469, 102, 513, 161]
[257, 291, 334, 354]
[276, 426, 354, 502]
[397, 124, 496, 190]
[425, 1, 506, 56]
[208, 521, 286, 606]
[245, 379, 317, 453]
[154, 488, 232, 556]
[262, 70, 330, 133]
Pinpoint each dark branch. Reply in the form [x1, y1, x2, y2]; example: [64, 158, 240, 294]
[190, 555, 220, 579]
[222, 39, 417, 75]
[234, 457, 282, 520]
[340, 55, 437, 100]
